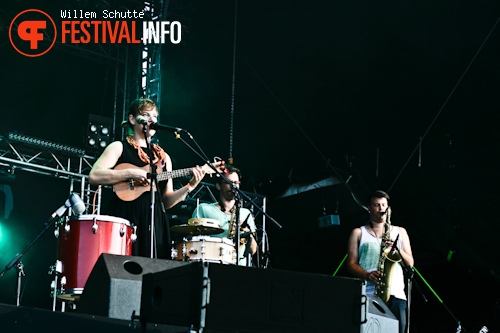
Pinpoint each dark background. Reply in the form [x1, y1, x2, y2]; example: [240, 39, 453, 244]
[1, 0, 499, 332]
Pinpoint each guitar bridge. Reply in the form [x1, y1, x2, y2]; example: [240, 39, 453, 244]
[127, 179, 135, 190]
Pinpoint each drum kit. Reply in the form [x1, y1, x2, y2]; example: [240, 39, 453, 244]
[170, 217, 237, 265]
[52, 215, 235, 303]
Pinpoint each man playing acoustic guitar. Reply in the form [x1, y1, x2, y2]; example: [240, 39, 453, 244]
[89, 98, 206, 258]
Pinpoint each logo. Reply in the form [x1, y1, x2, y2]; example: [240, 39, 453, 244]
[10, 8, 182, 57]
[9, 9, 57, 57]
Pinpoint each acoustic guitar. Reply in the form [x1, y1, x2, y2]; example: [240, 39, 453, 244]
[112, 162, 223, 201]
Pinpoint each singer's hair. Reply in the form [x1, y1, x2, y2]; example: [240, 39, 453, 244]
[369, 190, 390, 204]
[121, 98, 157, 135]
[217, 164, 242, 183]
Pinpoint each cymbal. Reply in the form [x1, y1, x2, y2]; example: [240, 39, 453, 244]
[188, 217, 221, 229]
[171, 224, 223, 236]
[171, 218, 223, 236]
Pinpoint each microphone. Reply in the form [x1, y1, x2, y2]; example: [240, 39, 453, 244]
[390, 234, 400, 255]
[51, 193, 85, 219]
[240, 214, 251, 229]
[135, 115, 149, 125]
[239, 231, 252, 239]
[380, 206, 392, 216]
[66, 193, 85, 215]
[150, 122, 184, 133]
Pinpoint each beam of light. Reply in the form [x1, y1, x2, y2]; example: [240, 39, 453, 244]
[0, 219, 19, 266]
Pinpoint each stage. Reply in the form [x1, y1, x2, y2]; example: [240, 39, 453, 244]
[0, 302, 190, 333]
[0, 257, 399, 333]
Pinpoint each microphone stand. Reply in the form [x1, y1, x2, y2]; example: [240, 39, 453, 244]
[231, 192, 255, 267]
[0, 211, 64, 306]
[395, 242, 469, 332]
[155, 126, 282, 267]
[234, 191, 242, 265]
[143, 125, 158, 259]
[411, 264, 468, 333]
[173, 130, 282, 231]
[392, 243, 428, 333]
[239, 214, 253, 267]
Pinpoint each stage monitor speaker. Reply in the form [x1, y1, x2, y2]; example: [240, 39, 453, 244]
[78, 254, 190, 321]
[141, 262, 367, 333]
[362, 295, 399, 333]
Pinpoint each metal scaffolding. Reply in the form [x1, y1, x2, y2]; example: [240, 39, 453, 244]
[0, 133, 97, 214]
[2, 0, 270, 266]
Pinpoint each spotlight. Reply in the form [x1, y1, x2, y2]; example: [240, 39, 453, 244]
[86, 114, 113, 152]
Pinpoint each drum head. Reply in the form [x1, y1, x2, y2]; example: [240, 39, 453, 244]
[71, 215, 131, 226]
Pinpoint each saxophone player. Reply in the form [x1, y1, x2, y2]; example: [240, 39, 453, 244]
[347, 190, 414, 333]
[191, 164, 258, 266]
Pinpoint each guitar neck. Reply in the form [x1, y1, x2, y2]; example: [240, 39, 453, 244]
[158, 168, 193, 181]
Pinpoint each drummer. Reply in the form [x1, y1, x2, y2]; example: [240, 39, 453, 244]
[191, 164, 257, 266]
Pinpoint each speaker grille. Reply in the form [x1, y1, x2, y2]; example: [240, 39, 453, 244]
[78, 254, 190, 320]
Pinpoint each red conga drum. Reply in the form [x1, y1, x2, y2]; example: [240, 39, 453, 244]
[57, 215, 133, 300]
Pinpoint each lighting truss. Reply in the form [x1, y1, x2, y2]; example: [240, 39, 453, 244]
[7, 132, 86, 157]
[0, 134, 94, 179]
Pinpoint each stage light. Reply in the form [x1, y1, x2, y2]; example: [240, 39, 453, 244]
[86, 114, 113, 152]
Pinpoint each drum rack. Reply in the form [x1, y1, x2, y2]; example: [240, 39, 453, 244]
[0, 133, 98, 215]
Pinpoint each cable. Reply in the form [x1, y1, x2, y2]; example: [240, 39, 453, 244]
[237, 51, 367, 210]
[388, 15, 500, 193]
[228, 0, 238, 164]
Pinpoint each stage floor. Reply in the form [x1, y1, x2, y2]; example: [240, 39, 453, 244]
[0, 303, 191, 333]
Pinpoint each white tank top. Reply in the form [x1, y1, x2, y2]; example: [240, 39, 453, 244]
[359, 225, 406, 300]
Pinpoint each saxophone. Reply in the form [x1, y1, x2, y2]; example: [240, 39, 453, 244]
[226, 205, 247, 244]
[375, 206, 402, 302]
[227, 205, 237, 239]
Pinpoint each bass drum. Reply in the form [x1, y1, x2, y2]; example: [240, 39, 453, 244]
[57, 215, 133, 300]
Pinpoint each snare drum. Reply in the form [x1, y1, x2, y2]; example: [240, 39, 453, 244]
[174, 236, 236, 265]
[57, 215, 133, 300]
